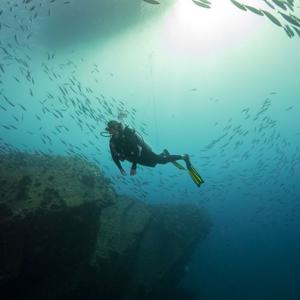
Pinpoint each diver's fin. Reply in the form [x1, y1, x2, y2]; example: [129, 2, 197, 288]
[163, 149, 186, 170]
[172, 161, 186, 170]
[182, 154, 204, 187]
[188, 166, 204, 187]
[188, 169, 201, 187]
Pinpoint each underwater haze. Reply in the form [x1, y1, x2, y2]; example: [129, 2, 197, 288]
[1, 0, 300, 299]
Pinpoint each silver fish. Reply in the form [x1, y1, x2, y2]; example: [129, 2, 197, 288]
[192, 0, 211, 8]
[244, 5, 264, 16]
[230, 0, 247, 11]
[278, 12, 300, 27]
[261, 9, 282, 27]
[143, 0, 160, 4]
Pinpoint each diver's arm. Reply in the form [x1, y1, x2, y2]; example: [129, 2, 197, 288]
[130, 161, 137, 175]
[130, 145, 141, 176]
[110, 141, 126, 174]
[126, 128, 141, 175]
[112, 154, 124, 172]
[128, 149, 138, 176]
[124, 127, 144, 175]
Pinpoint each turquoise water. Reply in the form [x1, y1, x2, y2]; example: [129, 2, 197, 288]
[1, 0, 300, 299]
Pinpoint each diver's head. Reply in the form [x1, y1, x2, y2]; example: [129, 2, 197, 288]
[105, 120, 123, 135]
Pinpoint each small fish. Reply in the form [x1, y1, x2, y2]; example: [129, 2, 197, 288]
[198, 0, 211, 4]
[0, 64, 5, 73]
[285, 105, 294, 111]
[192, 0, 211, 8]
[244, 5, 264, 16]
[241, 108, 250, 113]
[263, 0, 275, 9]
[292, 26, 300, 38]
[18, 104, 27, 111]
[0, 104, 7, 111]
[3, 96, 15, 107]
[230, 0, 247, 11]
[271, 0, 287, 10]
[14, 34, 19, 45]
[278, 12, 300, 27]
[261, 9, 282, 27]
[283, 24, 294, 37]
[143, 0, 160, 4]
[0, 46, 9, 56]
[285, 2, 294, 12]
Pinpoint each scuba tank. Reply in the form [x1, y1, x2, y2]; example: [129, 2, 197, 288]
[134, 129, 152, 152]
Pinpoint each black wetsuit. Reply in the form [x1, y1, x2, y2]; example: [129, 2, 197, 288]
[109, 126, 182, 171]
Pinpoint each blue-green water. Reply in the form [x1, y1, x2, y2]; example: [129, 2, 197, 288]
[1, 0, 300, 299]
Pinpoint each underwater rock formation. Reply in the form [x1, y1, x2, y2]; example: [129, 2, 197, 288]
[0, 152, 211, 300]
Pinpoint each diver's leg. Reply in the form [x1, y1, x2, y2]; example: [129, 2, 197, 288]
[138, 150, 159, 167]
[138, 150, 181, 166]
[163, 149, 191, 168]
[156, 151, 184, 165]
[139, 149, 185, 166]
[182, 154, 192, 169]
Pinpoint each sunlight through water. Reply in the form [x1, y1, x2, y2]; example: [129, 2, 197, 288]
[162, 0, 265, 56]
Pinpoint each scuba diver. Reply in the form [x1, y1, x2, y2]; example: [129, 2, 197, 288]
[103, 120, 204, 187]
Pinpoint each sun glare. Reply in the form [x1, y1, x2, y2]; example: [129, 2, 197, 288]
[162, 0, 264, 56]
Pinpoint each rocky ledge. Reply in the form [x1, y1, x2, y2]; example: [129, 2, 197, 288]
[0, 152, 211, 300]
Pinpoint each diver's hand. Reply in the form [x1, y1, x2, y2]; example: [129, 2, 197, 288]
[130, 168, 136, 176]
[120, 169, 126, 176]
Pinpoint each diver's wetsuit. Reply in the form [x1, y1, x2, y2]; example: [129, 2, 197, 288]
[109, 126, 183, 171]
